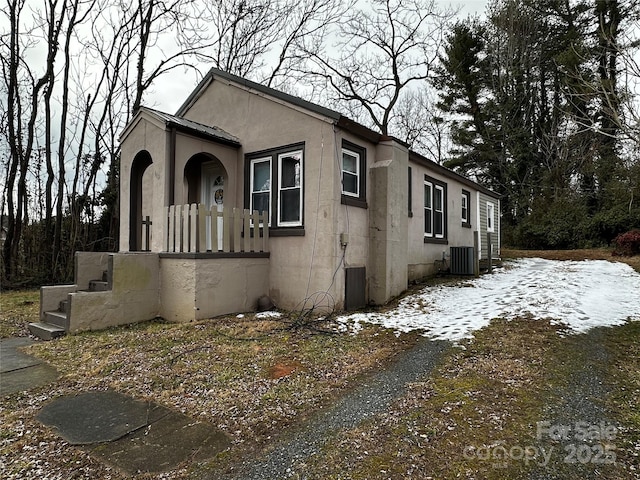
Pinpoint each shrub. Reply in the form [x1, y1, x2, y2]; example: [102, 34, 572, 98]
[509, 198, 590, 249]
[589, 206, 640, 245]
[613, 230, 640, 256]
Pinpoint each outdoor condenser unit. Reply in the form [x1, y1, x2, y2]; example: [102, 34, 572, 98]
[450, 246, 475, 275]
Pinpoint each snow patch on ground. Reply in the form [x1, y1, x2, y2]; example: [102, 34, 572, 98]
[255, 311, 282, 319]
[337, 258, 640, 342]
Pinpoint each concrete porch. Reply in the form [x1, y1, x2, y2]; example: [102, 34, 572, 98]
[32, 207, 271, 339]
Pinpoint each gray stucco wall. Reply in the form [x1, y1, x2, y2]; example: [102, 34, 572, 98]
[407, 161, 477, 281]
[369, 141, 409, 304]
[159, 256, 270, 322]
[182, 79, 346, 310]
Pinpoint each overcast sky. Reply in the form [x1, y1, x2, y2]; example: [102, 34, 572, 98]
[151, 0, 489, 113]
[446, 0, 488, 17]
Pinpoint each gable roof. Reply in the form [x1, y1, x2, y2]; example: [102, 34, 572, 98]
[145, 107, 241, 146]
[175, 68, 384, 144]
[121, 107, 241, 147]
[409, 151, 500, 198]
[145, 68, 498, 198]
[176, 68, 341, 120]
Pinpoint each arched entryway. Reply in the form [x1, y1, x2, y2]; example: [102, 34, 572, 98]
[184, 153, 228, 251]
[129, 151, 153, 251]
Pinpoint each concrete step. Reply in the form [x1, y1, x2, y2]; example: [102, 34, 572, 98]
[45, 310, 69, 330]
[28, 322, 66, 341]
[89, 280, 109, 292]
[59, 299, 69, 314]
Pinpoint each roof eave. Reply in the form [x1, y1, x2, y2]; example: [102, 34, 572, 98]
[166, 120, 241, 147]
[409, 150, 500, 198]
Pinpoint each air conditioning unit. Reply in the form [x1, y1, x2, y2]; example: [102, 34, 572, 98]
[450, 246, 475, 275]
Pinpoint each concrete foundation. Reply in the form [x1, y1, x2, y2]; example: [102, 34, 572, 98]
[40, 251, 271, 335]
[159, 255, 270, 322]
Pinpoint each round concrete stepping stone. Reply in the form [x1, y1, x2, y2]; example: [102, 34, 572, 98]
[36, 391, 150, 445]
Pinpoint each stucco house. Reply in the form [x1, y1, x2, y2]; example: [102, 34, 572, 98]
[32, 68, 500, 339]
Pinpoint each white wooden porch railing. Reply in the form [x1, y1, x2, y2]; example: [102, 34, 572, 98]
[163, 204, 269, 253]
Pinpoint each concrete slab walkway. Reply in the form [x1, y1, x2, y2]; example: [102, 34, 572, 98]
[36, 390, 231, 475]
[36, 390, 154, 444]
[0, 337, 58, 396]
[1, 337, 229, 475]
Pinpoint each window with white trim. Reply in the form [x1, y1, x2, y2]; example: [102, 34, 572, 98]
[424, 175, 447, 241]
[340, 140, 367, 208]
[245, 143, 305, 234]
[250, 157, 271, 224]
[461, 189, 471, 227]
[341, 148, 359, 197]
[424, 181, 433, 236]
[277, 151, 303, 226]
[487, 201, 495, 232]
[434, 185, 444, 237]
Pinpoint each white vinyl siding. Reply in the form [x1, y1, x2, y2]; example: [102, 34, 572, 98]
[478, 192, 500, 259]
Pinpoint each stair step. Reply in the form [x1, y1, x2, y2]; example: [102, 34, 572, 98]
[89, 280, 109, 292]
[45, 310, 69, 329]
[28, 322, 66, 341]
[59, 299, 69, 314]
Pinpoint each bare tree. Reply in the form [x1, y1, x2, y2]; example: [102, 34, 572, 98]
[299, 0, 456, 136]
[264, 0, 347, 87]
[0, 0, 350, 285]
[190, 0, 346, 86]
[1, 0, 66, 281]
[394, 87, 451, 162]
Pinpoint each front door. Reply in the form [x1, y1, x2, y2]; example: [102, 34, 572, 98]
[201, 162, 225, 251]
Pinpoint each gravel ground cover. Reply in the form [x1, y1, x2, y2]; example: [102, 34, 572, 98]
[297, 319, 639, 479]
[215, 339, 450, 479]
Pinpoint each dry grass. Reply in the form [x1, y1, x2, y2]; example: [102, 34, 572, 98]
[603, 321, 640, 472]
[502, 247, 640, 272]
[0, 289, 38, 338]
[301, 317, 639, 479]
[0, 304, 417, 479]
[300, 318, 567, 479]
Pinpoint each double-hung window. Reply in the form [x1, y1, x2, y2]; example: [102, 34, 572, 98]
[424, 181, 433, 236]
[341, 149, 359, 197]
[340, 140, 367, 208]
[461, 189, 471, 227]
[424, 175, 447, 242]
[250, 157, 271, 223]
[278, 151, 303, 226]
[246, 143, 304, 234]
